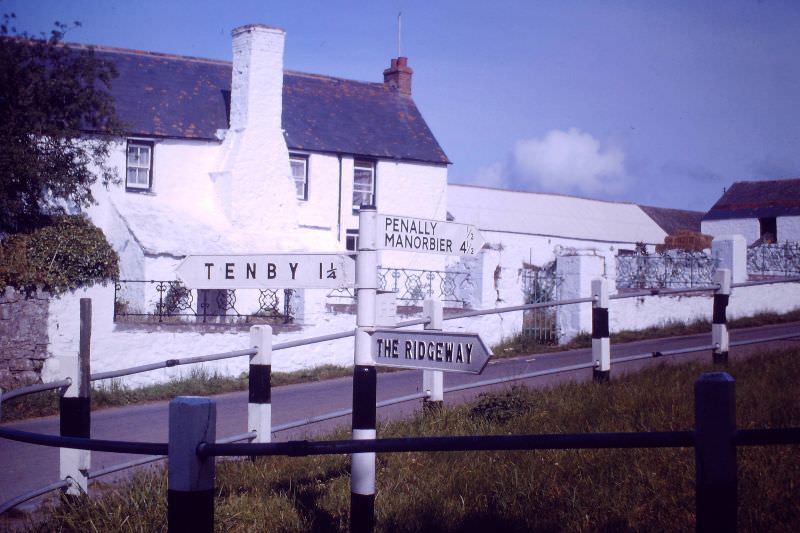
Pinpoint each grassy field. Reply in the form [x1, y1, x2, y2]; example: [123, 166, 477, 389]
[28, 346, 800, 532]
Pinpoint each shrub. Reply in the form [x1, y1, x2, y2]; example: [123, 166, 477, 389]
[0, 215, 119, 294]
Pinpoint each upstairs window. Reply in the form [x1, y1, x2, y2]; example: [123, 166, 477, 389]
[126, 140, 153, 191]
[290, 154, 308, 200]
[353, 159, 375, 209]
[346, 229, 359, 251]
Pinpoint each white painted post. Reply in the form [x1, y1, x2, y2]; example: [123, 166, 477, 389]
[712, 235, 747, 284]
[556, 254, 606, 342]
[351, 205, 378, 533]
[168, 397, 216, 533]
[248, 325, 272, 443]
[591, 279, 611, 382]
[60, 298, 91, 496]
[712, 269, 732, 364]
[422, 299, 444, 412]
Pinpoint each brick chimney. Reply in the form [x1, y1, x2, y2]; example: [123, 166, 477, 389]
[383, 57, 413, 96]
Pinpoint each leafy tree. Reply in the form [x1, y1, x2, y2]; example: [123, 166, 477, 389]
[0, 13, 122, 234]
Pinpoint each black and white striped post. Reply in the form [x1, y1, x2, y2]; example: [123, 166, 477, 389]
[60, 298, 91, 496]
[694, 372, 737, 532]
[591, 279, 611, 382]
[168, 396, 216, 533]
[352, 204, 378, 533]
[422, 299, 444, 413]
[712, 269, 732, 365]
[248, 325, 272, 442]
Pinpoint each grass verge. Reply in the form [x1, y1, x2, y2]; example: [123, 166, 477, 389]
[27, 346, 800, 532]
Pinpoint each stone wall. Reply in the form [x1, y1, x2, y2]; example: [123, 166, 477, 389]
[0, 287, 49, 389]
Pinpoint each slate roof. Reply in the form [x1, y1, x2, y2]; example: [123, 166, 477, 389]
[638, 205, 704, 235]
[702, 178, 800, 221]
[82, 44, 449, 164]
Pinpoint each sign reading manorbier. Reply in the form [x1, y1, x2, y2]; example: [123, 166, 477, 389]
[370, 329, 491, 374]
[378, 214, 484, 256]
[176, 253, 355, 289]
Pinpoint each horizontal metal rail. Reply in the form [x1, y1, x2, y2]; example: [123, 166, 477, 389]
[0, 379, 71, 402]
[736, 427, 800, 446]
[610, 285, 720, 300]
[88, 431, 257, 479]
[200, 430, 697, 458]
[0, 479, 70, 515]
[0, 426, 166, 455]
[732, 276, 800, 288]
[444, 297, 595, 321]
[91, 349, 257, 381]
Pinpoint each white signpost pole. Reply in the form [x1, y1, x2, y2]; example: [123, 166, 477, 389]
[351, 205, 377, 533]
[422, 299, 444, 413]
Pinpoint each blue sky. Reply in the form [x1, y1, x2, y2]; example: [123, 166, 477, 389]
[8, 0, 800, 212]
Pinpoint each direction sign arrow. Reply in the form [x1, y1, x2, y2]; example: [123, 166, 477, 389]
[370, 329, 492, 374]
[175, 253, 355, 289]
[377, 214, 485, 256]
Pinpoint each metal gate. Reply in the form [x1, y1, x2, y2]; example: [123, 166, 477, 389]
[521, 267, 562, 344]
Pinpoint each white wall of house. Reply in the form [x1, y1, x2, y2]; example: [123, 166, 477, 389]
[777, 216, 800, 241]
[701, 218, 761, 244]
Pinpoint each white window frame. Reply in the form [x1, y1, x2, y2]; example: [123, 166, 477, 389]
[126, 140, 153, 191]
[346, 229, 359, 252]
[290, 154, 308, 201]
[352, 159, 375, 210]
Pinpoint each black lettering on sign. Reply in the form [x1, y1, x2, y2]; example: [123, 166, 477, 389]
[205, 263, 214, 280]
[289, 262, 298, 280]
[267, 263, 276, 279]
[246, 263, 256, 279]
[405, 341, 413, 359]
[465, 343, 473, 364]
[445, 343, 454, 362]
[225, 263, 235, 280]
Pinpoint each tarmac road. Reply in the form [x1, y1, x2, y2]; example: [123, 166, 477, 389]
[1, 321, 799, 511]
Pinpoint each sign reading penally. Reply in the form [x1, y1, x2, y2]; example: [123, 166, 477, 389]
[176, 253, 355, 289]
[370, 329, 491, 374]
[378, 214, 484, 256]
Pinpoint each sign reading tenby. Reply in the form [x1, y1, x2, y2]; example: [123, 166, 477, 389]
[378, 214, 484, 256]
[370, 329, 491, 374]
[176, 253, 355, 289]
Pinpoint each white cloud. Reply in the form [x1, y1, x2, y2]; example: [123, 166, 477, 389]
[473, 128, 628, 195]
[511, 128, 626, 194]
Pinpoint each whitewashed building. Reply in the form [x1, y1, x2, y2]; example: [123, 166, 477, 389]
[701, 178, 800, 244]
[77, 24, 449, 319]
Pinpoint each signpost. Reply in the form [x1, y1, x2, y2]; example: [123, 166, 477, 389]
[377, 214, 484, 256]
[175, 253, 355, 289]
[371, 329, 491, 374]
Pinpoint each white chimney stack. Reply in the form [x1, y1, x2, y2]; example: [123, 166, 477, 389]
[212, 24, 298, 238]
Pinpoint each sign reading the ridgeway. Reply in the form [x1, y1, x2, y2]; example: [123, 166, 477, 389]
[370, 329, 491, 374]
[176, 253, 355, 289]
[378, 214, 484, 256]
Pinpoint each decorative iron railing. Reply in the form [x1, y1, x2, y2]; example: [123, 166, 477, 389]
[114, 280, 294, 324]
[747, 242, 800, 278]
[521, 267, 562, 344]
[616, 251, 716, 289]
[328, 267, 472, 306]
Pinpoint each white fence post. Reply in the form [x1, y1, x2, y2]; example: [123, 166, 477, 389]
[168, 396, 216, 533]
[422, 299, 444, 412]
[248, 325, 272, 443]
[59, 298, 91, 496]
[352, 204, 378, 533]
[712, 269, 732, 364]
[712, 235, 747, 284]
[591, 279, 610, 382]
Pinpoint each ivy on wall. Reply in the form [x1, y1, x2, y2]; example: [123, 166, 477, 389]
[0, 215, 119, 295]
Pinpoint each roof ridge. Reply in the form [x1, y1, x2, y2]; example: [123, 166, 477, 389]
[731, 177, 800, 186]
[448, 182, 639, 207]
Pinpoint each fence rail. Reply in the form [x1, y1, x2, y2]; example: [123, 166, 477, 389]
[747, 242, 800, 277]
[329, 266, 472, 306]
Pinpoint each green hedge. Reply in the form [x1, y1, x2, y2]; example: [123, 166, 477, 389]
[0, 215, 119, 294]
